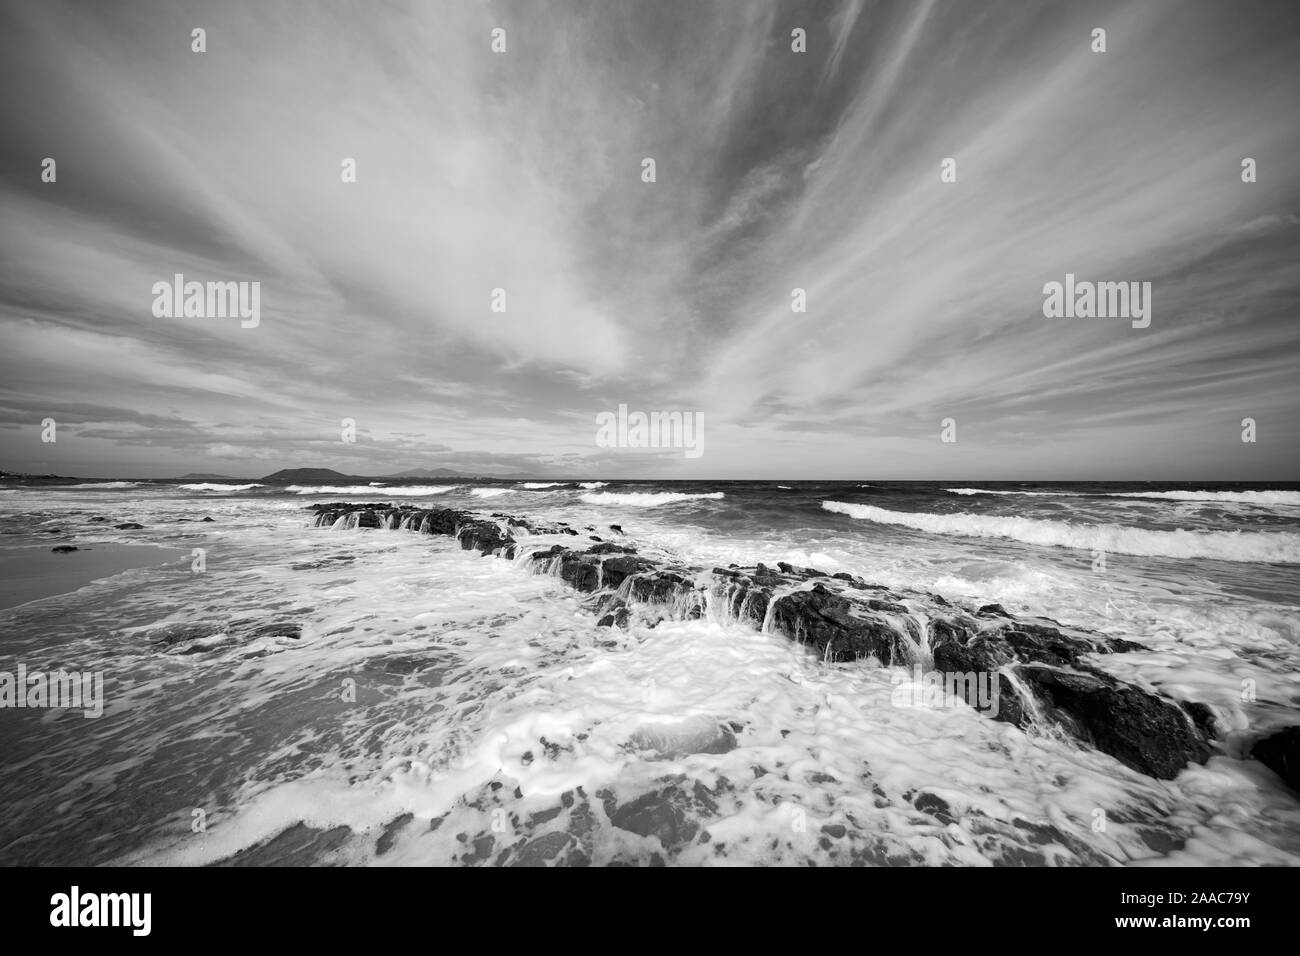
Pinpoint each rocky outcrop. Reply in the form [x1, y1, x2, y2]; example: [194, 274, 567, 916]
[309, 502, 1215, 781]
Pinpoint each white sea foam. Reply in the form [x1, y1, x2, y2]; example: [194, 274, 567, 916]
[177, 483, 264, 491]
[580, 491, 725, 507]
[470, 487, 513, 498]
[947, 488, 1082, 497]
[286, 485, 458, 496]
[520, 482, 567, 489]
[62, 482, 144, 489]
[824, 501, 1300, 563]
[1105, 490, 1300, 505]
[578, 481, 608, 489]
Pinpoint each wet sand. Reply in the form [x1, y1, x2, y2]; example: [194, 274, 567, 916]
[0, 543, 188, 610]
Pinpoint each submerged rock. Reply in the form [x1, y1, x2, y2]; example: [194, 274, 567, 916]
[628, 717, 738, 759]
[147, 618, 303, 652]
[509, 832, 577, 867]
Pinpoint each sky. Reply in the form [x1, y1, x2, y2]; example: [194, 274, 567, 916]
[1, 0, 1299, 480]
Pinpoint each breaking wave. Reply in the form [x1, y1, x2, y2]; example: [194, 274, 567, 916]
[823, 501, 1300, 563]
[177, 483, 264, 492]
[1104, 490, 1300, 505]
[62, 482, 144, 489]
[947, 488, 1300, 506]
[580, 491, 725, 507]
[947, 488, 1082, 497]
[286, 485, 459, 496]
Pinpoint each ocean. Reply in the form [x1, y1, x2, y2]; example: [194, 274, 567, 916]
[1, 478, 1298, 866]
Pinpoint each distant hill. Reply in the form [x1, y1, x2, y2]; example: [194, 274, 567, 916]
[260, 468, 353, 483]
[258, 466, 542, 483]
[386, 467, 465, 479]
[175, 472, 242, 480]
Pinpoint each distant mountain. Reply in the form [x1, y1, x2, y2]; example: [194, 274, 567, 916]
[257, 466, 543, 483]
[260, 468, 353, 483]
[386, 467, 465, 479]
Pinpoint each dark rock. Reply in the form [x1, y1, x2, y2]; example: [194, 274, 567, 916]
[508, 831, 575, 867]
[1018, 666, 1211, 780]
[1183, 701, 1219, 740]
[214, 822, 350, 866]
[51, 545, 78, 553]
[914, 792, 956, 825]
[115, 522, 144, 530]
[588, 542, 635, 555]
[463, 834, 495, 864]
[1250, 726, 1300, 792]
[375, 813, 413, 856]
[201, 516, 215, 522]
[148, 622, 226, 645]
[596, 601, 630, 628]
[769, 584, 911, 664]
[778, 561, 825, 578]
[247, 622, 303, 640]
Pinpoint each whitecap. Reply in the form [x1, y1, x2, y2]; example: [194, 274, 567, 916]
[177, 483, 264, 492]
[823, 501, 1300, 564]
[580, 491, 724, 507]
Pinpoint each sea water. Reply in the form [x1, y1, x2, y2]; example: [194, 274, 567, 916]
[0, 479, 1297, 866]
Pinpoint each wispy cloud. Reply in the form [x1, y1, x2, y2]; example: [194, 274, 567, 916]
[2, 0, 1298, 478]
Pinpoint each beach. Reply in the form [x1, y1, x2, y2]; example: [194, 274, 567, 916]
[1, 479, 1297, 866]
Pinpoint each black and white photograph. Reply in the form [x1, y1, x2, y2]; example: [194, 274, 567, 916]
[1, 0, 1298, 913]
